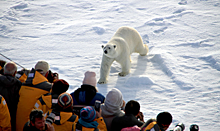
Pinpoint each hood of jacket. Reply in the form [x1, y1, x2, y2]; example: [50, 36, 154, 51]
[27, 68, 49, 85]
[100, 88, 124, 117]
[52, 110, 78, 124]
[101, 104, 124, 117]
[22, 68, 51, 92]
[41, 93, 59, 109]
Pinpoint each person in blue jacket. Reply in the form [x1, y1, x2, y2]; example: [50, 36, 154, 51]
[70, 71, 105, 115]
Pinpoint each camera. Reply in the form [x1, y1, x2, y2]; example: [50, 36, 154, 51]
[190, 124, 199, 131]
[47, 70, 59, 83]
[173, 123, 185, 131]
[46, 112, 55, 124]
[94, 100, 101, 111]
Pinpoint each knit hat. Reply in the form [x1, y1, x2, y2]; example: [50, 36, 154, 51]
[35, 61, 50, 75]
[52, 79, 69, 95]
[80, 106, 96, 122]
[82, 71, 97, 87]
[57, 93, 73, 110]
[105, 88, 124, 108]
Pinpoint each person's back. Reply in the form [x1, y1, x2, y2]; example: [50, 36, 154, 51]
[71, 71, 105, 106]
[48, 110, 78, 131]
[0, 62, 22, 131]
[16, 61, 52, 131]
[34, 93, 59, 115]
[0, 95, 11, 131]
[47, 92, 78, 131]
[100, 88, 125, 131]
[34, 79, 69, 114]
[71, 85, 105, 106]
[141, 112, 173, 131]
[71, 71, 105, 116]
[111, 100, 144, 131]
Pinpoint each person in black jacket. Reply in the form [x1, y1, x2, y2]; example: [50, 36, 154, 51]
[141, 112, 173, 131]
[0, 62, 22, 131]
[111, 100, 144, 131]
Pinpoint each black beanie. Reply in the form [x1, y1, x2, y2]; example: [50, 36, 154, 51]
[52, 79, 69, 94]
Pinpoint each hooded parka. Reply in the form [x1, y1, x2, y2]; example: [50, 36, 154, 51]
[47, 110, 78, 131]
[16, 68, 52, 131]
[33, 93, 59, 114]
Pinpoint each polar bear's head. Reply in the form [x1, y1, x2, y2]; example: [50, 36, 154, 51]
[102, 44, 117, 58]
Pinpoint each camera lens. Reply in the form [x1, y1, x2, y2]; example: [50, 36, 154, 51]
[174, 123, 185, 131]
[46, 112, 55, 124]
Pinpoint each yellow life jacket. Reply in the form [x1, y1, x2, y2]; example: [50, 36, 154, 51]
[72, 123, 99, 131]
[73, 117, 107, 131]
[33, 93, 59, 114]
[142, 121, 161, 131]
[47, 110, 78, 131]
[16, 69, 30, 83]
[16, 68, 52, 131]
[0, 95, 11, 131]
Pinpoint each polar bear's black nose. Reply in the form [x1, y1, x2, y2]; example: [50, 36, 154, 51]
[104, 50, 107, 54]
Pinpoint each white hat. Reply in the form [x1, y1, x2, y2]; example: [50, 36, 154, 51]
[35, 61, 49, 75]
[82, 71, 97, 87]
[105, 88, 123, 108]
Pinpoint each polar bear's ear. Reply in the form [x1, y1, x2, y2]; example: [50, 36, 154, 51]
[114, 45, 116, 48]
[102, 45, 104, 48]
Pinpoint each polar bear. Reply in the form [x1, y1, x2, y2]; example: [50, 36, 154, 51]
[98, 26, 149, 84]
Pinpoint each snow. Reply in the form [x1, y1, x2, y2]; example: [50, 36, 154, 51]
[0, 0, 220, 130]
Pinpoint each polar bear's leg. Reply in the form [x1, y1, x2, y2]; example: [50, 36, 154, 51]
[98, 55, 115, 84]
[138, 44, 149, 56]
[118, 56, 131, 76]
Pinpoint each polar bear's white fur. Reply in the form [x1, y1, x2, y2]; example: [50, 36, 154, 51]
[98, 26, 149, 84]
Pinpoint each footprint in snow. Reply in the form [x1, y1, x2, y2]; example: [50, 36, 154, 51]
[178, 0, 187, 5]
[93, 27, 105, 35]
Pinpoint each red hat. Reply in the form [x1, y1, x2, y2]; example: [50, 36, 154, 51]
[57, 93, 73, 110]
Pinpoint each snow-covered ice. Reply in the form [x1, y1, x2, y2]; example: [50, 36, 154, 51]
[0, 0, 220, 130]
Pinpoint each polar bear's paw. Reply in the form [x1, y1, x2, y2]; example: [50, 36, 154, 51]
[98, 79, 108, 84]
[119, 72, 129, 77]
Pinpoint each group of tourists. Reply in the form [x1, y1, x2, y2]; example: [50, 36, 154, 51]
[0, 60, 199, 131]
